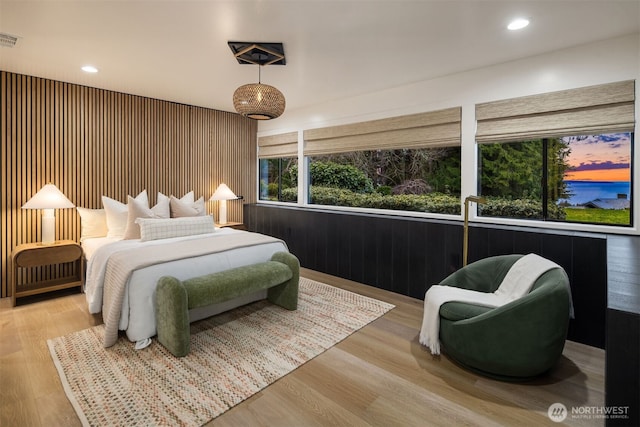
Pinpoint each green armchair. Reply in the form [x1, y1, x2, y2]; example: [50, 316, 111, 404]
[438, 254, 572, 381]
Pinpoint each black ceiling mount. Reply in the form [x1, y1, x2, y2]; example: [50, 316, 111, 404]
[228, 42, 286, 66]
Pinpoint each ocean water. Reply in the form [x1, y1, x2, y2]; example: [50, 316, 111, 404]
[559, 181, 631, 206]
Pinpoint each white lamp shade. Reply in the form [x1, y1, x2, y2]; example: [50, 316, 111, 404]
[210, 184, 237, 225]
[22, 184, 74, 244]
[209, 184, 237, 201]
[22, 184, 75, 209]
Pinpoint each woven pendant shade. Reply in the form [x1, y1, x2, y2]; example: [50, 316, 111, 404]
[233, 82, 285, 120]
[228, 43, 287, 120]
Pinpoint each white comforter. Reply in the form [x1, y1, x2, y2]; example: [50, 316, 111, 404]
[84, 228, 289, 342]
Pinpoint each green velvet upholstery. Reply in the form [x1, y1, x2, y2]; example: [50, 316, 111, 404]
[155, 276, 190, 358]
[155, 251, 299, 357]
[438, 254, 571, 381]
[267, 251, 300, 310]
[182, 262, 293, 310]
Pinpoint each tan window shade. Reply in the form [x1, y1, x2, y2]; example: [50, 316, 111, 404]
[476, 80, 635, 143]
[258, 131, 298, 158]
[304, 107, 461, 156]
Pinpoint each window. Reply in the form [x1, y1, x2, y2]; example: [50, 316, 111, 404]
[303, 107, 462, 215]
[478, 139, 546, 220]
[258, 132, 298, 203]
[476, 80, 635, 227]
[258, 157, 298, 202]
[478, 133, 633, 226]
[307, 147, 461, 214]
[560, 133, 632, 226]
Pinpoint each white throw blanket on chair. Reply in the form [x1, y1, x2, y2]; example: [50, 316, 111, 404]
[419, 253, 561, 355]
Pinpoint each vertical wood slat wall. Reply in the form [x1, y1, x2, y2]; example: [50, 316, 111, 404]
[0, 71, 257, 298]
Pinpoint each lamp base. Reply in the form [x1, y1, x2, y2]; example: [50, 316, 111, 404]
[218, 200, 228, 225]
[41, 209, 56, 245]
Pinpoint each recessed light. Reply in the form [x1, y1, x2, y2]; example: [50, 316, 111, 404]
[81, 65, 98, 73]
[507, 18, 530, 31]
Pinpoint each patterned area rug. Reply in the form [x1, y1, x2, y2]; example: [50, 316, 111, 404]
[48, 277, 394, 426]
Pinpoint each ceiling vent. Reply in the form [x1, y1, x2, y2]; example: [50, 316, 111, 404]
[0, 33, 18, 48]
[228, 42, 286, 66]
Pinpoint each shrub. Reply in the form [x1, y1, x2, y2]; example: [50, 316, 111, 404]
[272, 186, 566, 221]
[309, 186, 461, 214]
[291, 161, 374, 193]
[376, 186, 392, 196]
[391, 179, 432, 195]
[267, 183, 279, 198]
[281, 187, 298, 202]
[479, 197, 566, 220]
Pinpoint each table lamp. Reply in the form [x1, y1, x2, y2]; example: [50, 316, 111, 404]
[210, 183, 237, 225]
[22, 183, 75, 245]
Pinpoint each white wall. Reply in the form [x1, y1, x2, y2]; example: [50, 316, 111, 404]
[258, 34, 640, 235]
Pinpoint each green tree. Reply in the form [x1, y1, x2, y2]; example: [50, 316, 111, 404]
[479, 139, 570, 202]
[419, 147, 461, 194]
[479, 141, 543, 199]
[547, 138, 571, 201]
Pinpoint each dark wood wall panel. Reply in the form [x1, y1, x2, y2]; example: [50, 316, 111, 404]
[245, 204, 608, 348]
[1, 71, 257, 298]
[605, 235, 640, 427]
[606, 309, 639, 426]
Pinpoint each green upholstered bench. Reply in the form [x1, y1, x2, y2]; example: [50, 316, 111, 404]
[155, 251, 299, 357]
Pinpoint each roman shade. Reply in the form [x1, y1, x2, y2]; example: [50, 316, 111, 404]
[304, 107, 461, 156]
[476, 80, 635, 143]
[258, 132, 298, 159]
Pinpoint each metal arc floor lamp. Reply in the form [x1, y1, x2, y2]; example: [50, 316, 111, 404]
[463, 195, 486, 266]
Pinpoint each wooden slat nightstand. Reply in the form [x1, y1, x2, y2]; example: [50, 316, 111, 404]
[12, 240, 83, 306]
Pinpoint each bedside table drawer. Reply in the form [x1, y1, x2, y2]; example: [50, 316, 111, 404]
[12, 240, 83, 306]
[14, 244, 83, 267]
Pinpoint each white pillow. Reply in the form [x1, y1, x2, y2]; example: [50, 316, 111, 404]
[136, 216, 215, 242]
[175, 191, 194, 203]
[154, 192, 171, 218]
[123, 196, 167, 240]
[76, 207, 108, 241]
[170, 195, 206, 218]
[102, 190, 148, 238]
[169, 191, 194, 217]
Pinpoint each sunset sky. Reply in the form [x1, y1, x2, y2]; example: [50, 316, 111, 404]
[562, 133, 631, 182]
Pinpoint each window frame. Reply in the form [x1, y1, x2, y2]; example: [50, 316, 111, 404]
[477, 133, 634, 227]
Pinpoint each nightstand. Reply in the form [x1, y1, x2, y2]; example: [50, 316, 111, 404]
[12, 240, 83, 306]
[215, 221, 247, 231]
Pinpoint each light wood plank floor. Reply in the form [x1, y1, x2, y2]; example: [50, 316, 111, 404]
[0, 268, 605, 426]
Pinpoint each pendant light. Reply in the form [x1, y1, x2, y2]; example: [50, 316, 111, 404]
[233, 65, 285, 120]
[229, 42, 286, 120]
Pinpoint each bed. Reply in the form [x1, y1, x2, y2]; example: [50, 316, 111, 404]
[83, 227, 289, 347]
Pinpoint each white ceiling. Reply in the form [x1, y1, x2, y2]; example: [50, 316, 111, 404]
[1, 1, 638, 116]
